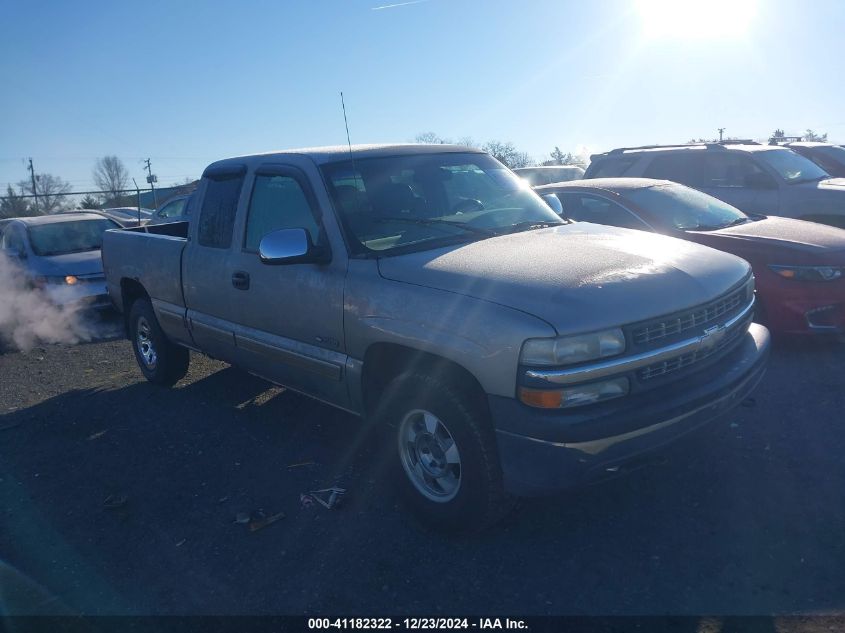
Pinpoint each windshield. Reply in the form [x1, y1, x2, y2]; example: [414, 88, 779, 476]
[321, 152, 563, 255]
[624, 183, 749, 231]
[756, 149, 830, 184]
[27, 218, 118, 256]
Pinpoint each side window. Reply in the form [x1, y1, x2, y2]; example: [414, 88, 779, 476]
[244, 174, 320, 252]
[559, 193, 648, 230]
[197, 174, 245, 249]
[703, 154, 766, 188]
[588, 156, 638, 178]
[159, 199, 185, 218]
[643, 154, 709, 187]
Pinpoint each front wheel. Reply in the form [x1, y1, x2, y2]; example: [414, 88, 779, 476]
[375, 372, 512, 532]
[128, 298, 189, 386]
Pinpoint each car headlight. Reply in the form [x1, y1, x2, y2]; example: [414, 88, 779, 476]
[769, 265, 844, 282]
[520, 328, 626, 367]
[34, 275, 79, 286]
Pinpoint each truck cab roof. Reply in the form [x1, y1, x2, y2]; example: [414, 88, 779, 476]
[203, 143, 482, 175]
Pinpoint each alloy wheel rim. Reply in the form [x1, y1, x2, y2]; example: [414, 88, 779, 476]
[398, 409, 461, 502]
[136, 317, 157, 369]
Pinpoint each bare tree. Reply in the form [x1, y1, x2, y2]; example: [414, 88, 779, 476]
[93, 155, 129, 200]
[414, 131, 451, 144]
[412, 132, 532, 166]
[0, 185, 32, 218]
[17, 173, 72, 213]
[543, 146, 584, 166]
[482, 140, 533, 168]
[805, 129, 828, 142]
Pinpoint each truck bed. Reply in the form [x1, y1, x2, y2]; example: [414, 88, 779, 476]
[102, 221, 189, 312]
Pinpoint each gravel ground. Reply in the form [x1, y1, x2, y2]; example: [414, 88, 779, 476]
[1, 333, 844, 617]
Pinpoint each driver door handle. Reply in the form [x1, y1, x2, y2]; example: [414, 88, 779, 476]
[231, 271, 250, 290]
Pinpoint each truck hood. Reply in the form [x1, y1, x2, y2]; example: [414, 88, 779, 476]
[684, 217, 845, 260]
[377, 223, 751, 335]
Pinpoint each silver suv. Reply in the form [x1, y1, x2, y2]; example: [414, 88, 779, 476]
[585, 141, 845, 228]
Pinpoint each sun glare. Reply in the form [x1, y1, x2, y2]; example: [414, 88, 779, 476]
[636, 0, 758, 39]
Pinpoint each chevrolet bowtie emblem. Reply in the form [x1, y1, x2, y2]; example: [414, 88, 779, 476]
[700, 324, 727, 351]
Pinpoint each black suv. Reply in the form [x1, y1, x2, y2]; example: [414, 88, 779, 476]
[584, 141, 845, 228]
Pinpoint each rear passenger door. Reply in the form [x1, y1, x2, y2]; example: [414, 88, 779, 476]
[182, 166, 247, 361]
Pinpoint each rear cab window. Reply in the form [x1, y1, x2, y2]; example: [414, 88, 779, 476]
[197, 167, 246, 249]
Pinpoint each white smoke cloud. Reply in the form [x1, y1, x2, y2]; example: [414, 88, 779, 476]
[0, 255, 98, 353]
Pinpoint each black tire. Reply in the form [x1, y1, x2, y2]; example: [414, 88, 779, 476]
[374, 371, 513, 533]
[128, 298, 189, 386]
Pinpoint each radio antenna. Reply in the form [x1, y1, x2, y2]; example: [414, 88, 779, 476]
[340, 91, 364, 197]
[341, 91, 354, 154]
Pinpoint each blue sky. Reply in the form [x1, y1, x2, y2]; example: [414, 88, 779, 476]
[1, 0, 844, 195]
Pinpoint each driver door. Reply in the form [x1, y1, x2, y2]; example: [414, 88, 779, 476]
[225, 164, 350, 408]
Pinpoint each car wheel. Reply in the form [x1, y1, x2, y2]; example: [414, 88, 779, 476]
[375, 371, 512, 533]
[128, 298, 189, 386]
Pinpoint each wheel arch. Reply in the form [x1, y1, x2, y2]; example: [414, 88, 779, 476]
[361, 342, 490, 421]
[120, 278, 150, 338]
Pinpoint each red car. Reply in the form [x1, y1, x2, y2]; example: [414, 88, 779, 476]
[537, 178, 845, 335]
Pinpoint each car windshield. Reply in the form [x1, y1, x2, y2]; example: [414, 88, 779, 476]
[756, 149, 830, 184]
[321, 152, 563, 255]
[624, 183, 750, 231]
[27, 218, 118, 256]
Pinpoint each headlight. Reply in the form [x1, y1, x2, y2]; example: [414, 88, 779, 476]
[520, 328, 626, 367]
[34, 275, 79, 286]
[769, 265, 844, 282]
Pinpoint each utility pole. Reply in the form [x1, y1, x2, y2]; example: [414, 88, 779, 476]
[27, 158, 38, 213]
[132, 178, 142, 225]
[144, 158, 158, 209]
[718, 127, 725, 142]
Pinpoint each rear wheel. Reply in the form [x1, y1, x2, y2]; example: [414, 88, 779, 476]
[375, 372, 512, 533]
[128, 299, 189, 386]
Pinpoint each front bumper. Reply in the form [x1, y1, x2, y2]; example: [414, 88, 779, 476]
[44, 282, 112, 312]
[758, 278, 845, 335]
[492, 323, 770, 496]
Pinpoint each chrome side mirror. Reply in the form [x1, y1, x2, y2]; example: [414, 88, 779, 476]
[258, 228, 317, 265]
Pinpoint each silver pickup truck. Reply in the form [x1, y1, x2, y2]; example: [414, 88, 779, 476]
[102, 144, 770, 531]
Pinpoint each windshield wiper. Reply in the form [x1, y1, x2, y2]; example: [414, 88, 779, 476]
[500, 220, 561, 234]
[373, 216, 496, 236]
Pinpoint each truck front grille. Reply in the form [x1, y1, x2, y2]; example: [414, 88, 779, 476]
[632, 283, 748, 347]
[637, 309, 753, 381]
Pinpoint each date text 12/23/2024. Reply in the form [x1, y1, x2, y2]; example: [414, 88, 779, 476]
[308, 618, 528, 630]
